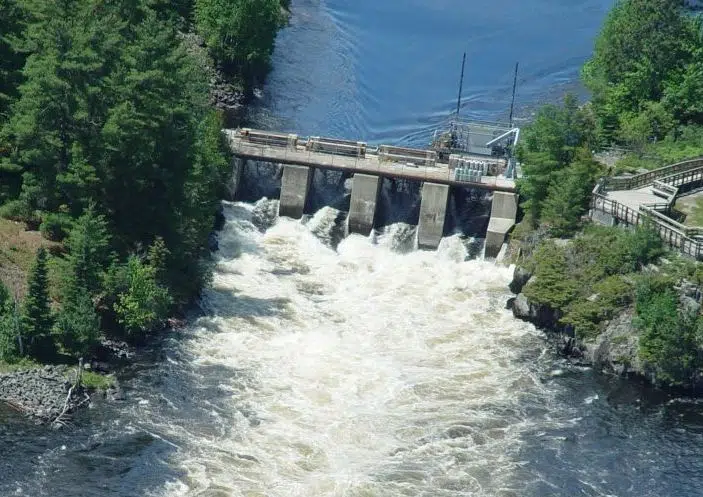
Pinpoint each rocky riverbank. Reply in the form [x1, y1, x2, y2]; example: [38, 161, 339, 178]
[0, 366, 86, 425]
[180, 32, 247, 123]
[0, 338, 133, 425]
[507, 265, 703, 394]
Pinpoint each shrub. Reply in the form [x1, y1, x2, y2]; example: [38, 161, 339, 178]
[635, 275, 702, 386]
[39, 212, 72, 241]
[523, 241, 579, 310]
[0, 289, 20, 362]
[625, 221, 665, 269]
[0, 199, 39, 226]
[54, 286, 101, 357]
[561, 275, 633, 340]
[114, 256, 172, 339]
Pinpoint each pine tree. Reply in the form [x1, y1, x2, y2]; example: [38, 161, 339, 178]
[195, 0, 281, 89]
[55, 285, 100, 357]
[22, 247, 55, 360]
[0, 0, 27, 119]
[541, 153, 602, 237]
[0, 282, 19, 362]
[60, 205, 111, 300]
[517, 94, 596, 225]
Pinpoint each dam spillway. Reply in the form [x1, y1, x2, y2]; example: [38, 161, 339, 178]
[225, 128, 519, 254]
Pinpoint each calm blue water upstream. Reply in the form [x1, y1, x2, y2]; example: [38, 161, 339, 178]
[3, 1, 703, 496]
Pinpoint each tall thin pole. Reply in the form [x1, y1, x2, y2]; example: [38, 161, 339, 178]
[509, 62, 519, 127]
[456, 52, 466, 116]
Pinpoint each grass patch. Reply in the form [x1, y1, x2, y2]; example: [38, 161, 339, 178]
[65, 368, 115, 390]
[676, 196, 703, 227]
[0, 357, 41, 373]
[0, 218, 61, 299]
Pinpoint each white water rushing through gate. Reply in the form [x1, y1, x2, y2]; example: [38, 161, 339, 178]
[146, 201, 562, 497]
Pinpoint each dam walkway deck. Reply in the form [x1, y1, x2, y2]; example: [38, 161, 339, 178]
[224, 129, 517, 193]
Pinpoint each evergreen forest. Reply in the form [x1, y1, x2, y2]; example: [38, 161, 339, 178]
[0, 0, 286, 363]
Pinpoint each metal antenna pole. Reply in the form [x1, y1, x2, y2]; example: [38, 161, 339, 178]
[456, 52, 466, 116]
[509, 62, 519, 127]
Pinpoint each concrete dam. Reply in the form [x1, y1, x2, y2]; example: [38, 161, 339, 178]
[224, 128, 519, 256]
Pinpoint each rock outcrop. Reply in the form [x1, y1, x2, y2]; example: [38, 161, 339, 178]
[508, 265, 703, 392]
[508, 265, 642, 377]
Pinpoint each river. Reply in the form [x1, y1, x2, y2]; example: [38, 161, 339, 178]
[3, 1, 703, 496]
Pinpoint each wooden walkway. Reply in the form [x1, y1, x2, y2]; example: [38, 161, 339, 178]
[224, 129, 517, 193]
[591, 157, 703, 259]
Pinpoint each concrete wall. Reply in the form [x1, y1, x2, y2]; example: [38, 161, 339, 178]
[279, 165, 314, 219]
[348, 173, 382, 236]
[225, 158, 245, 200]
[417, 182, 449, 249]
[485, 192, 518, 258]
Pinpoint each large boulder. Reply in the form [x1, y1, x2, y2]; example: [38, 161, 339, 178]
[509, 266, 532, 294]
[512, 293, 531, 318]
[510, 291, 561, 330]
[583, 308, 643, 376]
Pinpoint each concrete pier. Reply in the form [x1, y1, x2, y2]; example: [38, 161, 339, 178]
[226, 158, 245, 200]
[485, 192, 518, 258]
[348, 173, 381, 236]
[279, 165, 313, 219]
[417, 183, 449, 249]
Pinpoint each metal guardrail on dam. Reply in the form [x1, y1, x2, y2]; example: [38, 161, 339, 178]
[226, 128, 516, 192]
[225, 128, 519, 253]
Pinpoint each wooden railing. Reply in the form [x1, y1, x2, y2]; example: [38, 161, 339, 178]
[603, 157, 703, 191]
[591, 175, 703, 259]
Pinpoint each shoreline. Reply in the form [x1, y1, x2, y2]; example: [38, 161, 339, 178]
[506, 264, 703, 397]
[0, 6, 283, 425]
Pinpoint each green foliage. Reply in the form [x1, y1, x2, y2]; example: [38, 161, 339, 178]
[0, 0, 27, 119]
[0, 0, 279, 354]
[77, 369, 115, 390]
[21, 247, 54, 360]
[569, 224, 664, 282]
[517, 94, 600, 227]
[523, 225, 664, 339]
[562, 275, 633, 339]
[195, 0, 281, 88]
[0, 198, 38, 226]
[617, 101, 676, 152]
[0, 0, 238, 308]
[614, 125, 703, 174]
[583, 0, 703, 141]
[0, 356, 39, 372]
[523, 242, 578, 309]
[39, 212, 72, 242]
[59, 206, 111, 300]
[0, 283, 19, 362]
[635, 276, 702, 386]
[114, 256, 172, 338]
[54, 285, 100, 357]
[625, 221, 666, 268]
[540, 152, 602, 236]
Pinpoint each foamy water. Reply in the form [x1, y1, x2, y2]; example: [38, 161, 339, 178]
[145, 201, 556, 497]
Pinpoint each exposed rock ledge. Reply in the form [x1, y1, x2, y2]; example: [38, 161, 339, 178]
[507, 266, 701, 391]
